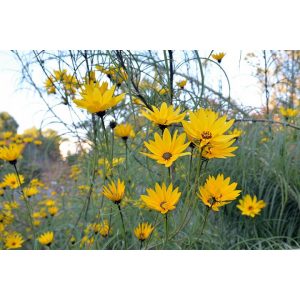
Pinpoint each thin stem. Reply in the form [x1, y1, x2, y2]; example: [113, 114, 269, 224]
[164, 213, 168, 248]
[125, 140, 128, 172]
[111, 131, 115, 176]
[140, 240, 143, 250]
[199, 207, 210, 237]
[117, 203, 127, 249]
[100, 116, 110, 157]
[187, 149, 193, 189]
[168, 50, 174, 104]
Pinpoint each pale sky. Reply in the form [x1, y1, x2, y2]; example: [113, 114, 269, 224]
[0, 50, 263, 154]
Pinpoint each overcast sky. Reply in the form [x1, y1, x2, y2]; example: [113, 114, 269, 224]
[0, 50, 263, 155]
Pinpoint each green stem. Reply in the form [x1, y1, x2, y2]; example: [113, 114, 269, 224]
[140, 240, 143, 250]
[187, 149, 193, 189]
[125, 140, 128, 172]
[164, 213, 168, 248]
[199, 207, 210, 237]
[117, 203, 127, 249]
[100, 116, 109, 155]
[111, 131, 114, 176]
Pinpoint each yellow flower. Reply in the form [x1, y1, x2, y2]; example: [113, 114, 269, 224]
[70, 165, 81, 180]
[33, 140, 42, 145]
[99, 220, 111, 237]
[229, 128, 243, 139]
[114, 124, 135, 140]
[3, 173, 24, 189]
[212, 52, 226, 63]
[134, 222, 154, 241]
[132, 97, 146, 107]
[111, 67, 128, 86]
[70, 236, 76, 245]
[182, 109, 234, 149]
[197, 174, 241, 211]
[176, 79, 187, 89]
[44, 76, 56, 94]
[39, 208, 48, 219]
[96, 65, 114, 77]
[33, 219, 41, 227]
[0, 189, 4, 197]
[73, 81, 125, 116]
[1, 131, 13, 140]
[5, 232, 24, 249]
[141, 128, 190, 167]
[102, 179, 125, 204]
[202, 138, 238, 159]
[141, 102, 186, 129]
[84, 70, 96, 84]
[3, 201, 19, 210]
[48, 206, 59, 216]
[38, 231, 54, 246]
[237, 195, 266, 218]
[0, 211, 14, 226]
[98, 157, 124, 177]
[53, 69, 67, 81]
[158, 87, 169, 95]
[98, 157, 124, 168]
[22, 186, 39, 199]
[141, 182, 181, 214]
[260, 137, 269, 144]
[80, 236, 94, 248]
[30, 178, 45, 188]
[0, 143, 24, 164]
[279, 107, 298, 118]
[23, 137, 33, 143]
[44, 199, 56, 207]
[32, 212, 41, 219]
[89, 223, 102, 235]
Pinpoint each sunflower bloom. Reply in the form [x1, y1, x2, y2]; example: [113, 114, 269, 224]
[114, 124, 135, 140]
[48, 206, 59, 216]
[176, 79, 187, 89]
[5, 232, 24, 249]
[237, 195, 266, 218]
[3, 173, 24, 189]
[21, 186, 39, 199]
[197, 174, 241, 211]
[38, 231, 54, 246]
[99, 220, 111, 237]
[229, 128, 243, 139]
[0, 143, 24, 164]
[182, 109, 235, 149]
[73, 81, 125, 116]
[134, 222, 154, 241]
[102, 179, 125, 204]
[141, 129, 190, 167]
[279, 107, 298, 118]
[1, 131, 13, 140]
[141, 182, 181, 214]
[212, 52, 225, 63]
[202, 138, 238, 159]
[141, 102, 186, 129]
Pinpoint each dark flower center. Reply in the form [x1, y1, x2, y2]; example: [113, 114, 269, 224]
[160, 201, 167, 210]
[201, 131, 212, 140]
[96, 110, 106, 118]
[162, 152, 172, 160]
